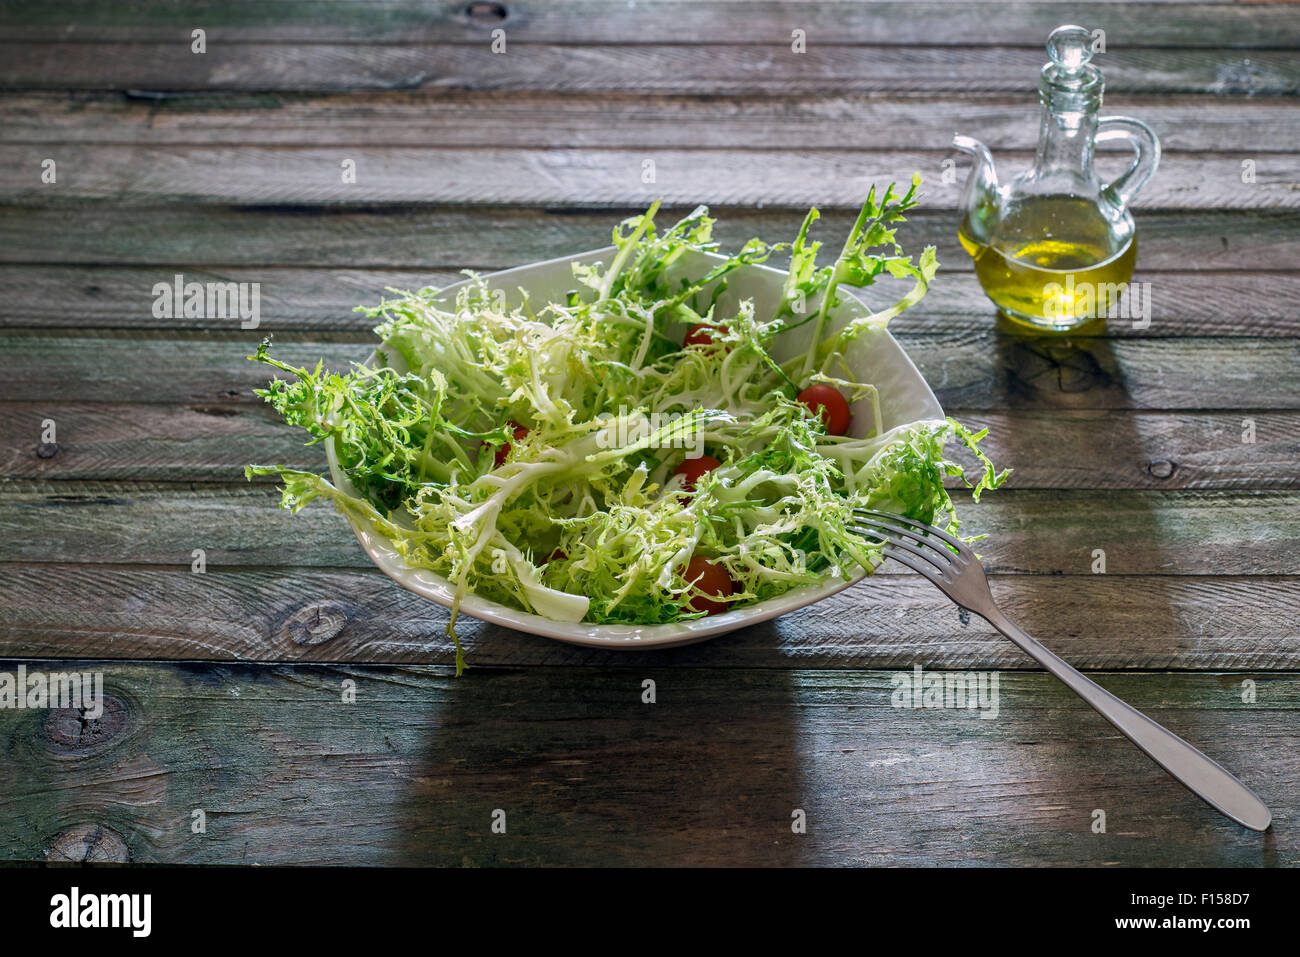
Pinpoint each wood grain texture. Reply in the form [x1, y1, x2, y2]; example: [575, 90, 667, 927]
[4, 404, 1296, 491]
[0, 662, 1291, 866]
[4, 145, 1296, 208]
[4, 2, 1278, 46]
[2, 481, 1297, 575]
[1, 565, 1298, 670]
[0, 265, 466, 330]
[2, 44, 1296, 95]
[4, 91, 1296, 153]
[5, 207, 1294, 272]
[5, 264, 1297, 337]
[3, 331, 1296, 411]
[1, 0, 1296, 870]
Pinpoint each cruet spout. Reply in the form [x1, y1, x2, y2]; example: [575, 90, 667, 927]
[952, 134, 1001, 246]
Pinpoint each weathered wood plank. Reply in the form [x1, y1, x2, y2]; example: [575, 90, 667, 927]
[0, 333, 368, 405]
[6, 2, 1277, 46]
[4, 145, 1295, 209]
[0, 564, 1297, 670]
[0, 401, 308, 482]
[4, 403, 1295, 491]
[3, 331, 1296, 411]
[4, 91, 1294, 153]
[3, 207, 1294, 273]
[958, 410, 1298, 489]
[5, 264, 1298, 338]
[910, 334, 1300, 412]
[0, 663, 1291, 865]
[1, 481, 1296, 575]
[1, 44, 1295, 95]
[0, 265, 465, 330]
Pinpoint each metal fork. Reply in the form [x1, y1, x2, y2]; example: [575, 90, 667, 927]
[853, 509, 1272, 831]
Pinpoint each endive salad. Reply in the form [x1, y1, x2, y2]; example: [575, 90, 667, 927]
[247, 176, 1005, 672]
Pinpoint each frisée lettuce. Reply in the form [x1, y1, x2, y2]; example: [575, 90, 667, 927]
[247, 176, 1006, 673]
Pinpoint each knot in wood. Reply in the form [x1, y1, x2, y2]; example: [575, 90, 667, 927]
[44, 695, 128, 750]
[280, 601, 349, 645]
[466, 2, 507, 24]
[48, 823, 129, 863]
[1146, 459, 1177, 480]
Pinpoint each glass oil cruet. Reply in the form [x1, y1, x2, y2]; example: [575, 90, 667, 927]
[954, 25, 1160, 330]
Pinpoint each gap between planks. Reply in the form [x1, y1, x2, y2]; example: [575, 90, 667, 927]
[1, 2, 1287, 46]
[2, 331, 1297, 411]
[0, 92, 1295, 153]
[1, 146, 1296, 209]
[1, 482, 1298, 576]
[3, 265, 1298, 337]
[0, 45, 1296, 96]
[0, 565, 1297, 670]
[2, 404, 1296, 490]
[1, 208, 1294, 271]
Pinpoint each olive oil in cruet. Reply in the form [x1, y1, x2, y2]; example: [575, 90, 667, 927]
[953, 25, 1160, 330]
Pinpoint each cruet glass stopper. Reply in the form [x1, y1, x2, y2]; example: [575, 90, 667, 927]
[1043, 24, 1101, 91]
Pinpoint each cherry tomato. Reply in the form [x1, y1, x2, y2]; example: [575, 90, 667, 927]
[542, 549, 567, 564]
[673, 454, 722, 491]
[681, 556, 734, 616]
[683, 323, 728, 349]
[797, 384, 851, 436]
[492, 422, 530, 468]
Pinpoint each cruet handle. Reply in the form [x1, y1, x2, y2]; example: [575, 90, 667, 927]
[1096, 115, 1161, 210]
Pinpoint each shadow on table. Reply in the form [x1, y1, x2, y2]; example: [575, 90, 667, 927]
[389, 637, 812, 866]
[382, 313, 1281, 861]
[978, 315, 1278, 847]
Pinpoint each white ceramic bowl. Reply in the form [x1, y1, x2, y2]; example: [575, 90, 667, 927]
[327, 247, 943, 649]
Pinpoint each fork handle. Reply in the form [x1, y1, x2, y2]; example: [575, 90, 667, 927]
[981, 608, 1272, 831]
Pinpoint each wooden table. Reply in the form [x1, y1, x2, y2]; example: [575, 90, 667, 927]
[1, 1, 1297, 866]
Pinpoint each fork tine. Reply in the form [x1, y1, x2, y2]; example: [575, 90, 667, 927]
[880, 545, 949, 588]
[852, 515, 958, 564]
[854, 508, 971, 557]
[852, 516, 953, 565]
[855, 525, 956, 581]
[855, 508, 964, 547]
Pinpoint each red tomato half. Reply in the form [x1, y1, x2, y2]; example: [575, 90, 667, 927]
[493, 422, 530, 468]
[673, 454, 721, 491]
[683, 323, 728, 350]
[681, 556, 734, 616]
[797, 384, 851, 436]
